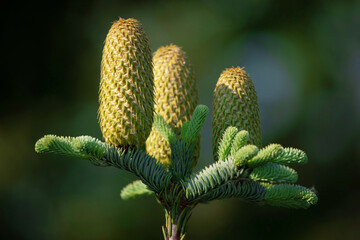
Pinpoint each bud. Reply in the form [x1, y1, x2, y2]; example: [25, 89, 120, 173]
[98, 18, 154, 148]
[212, 67, 261, 161]
[146, 45, 199, 167]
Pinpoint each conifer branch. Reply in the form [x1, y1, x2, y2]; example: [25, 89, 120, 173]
[169, 139, 195, 181]
[233, 144, 259, 166]
[249, 163, 298, 183]
[262, 183, 318, 209]
[153, 113, 176, 144]
[181, 158, 239, 201]
[120, 180, 153, 200]
[180, 122, 190, 139]
[182, 105, 209, 143]
[35, 135, 171, 193]
[272, 147, 308, 165]
[35, 135, 106, 161]
[217, 126, 238, 161]
[105, 146, 171, 193]
[247, 144, 284, 168]
[200, 180, 266, 203]
[230, 130, 250, 156]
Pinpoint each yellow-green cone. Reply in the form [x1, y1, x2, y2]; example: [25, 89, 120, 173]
[98, 18, 154, 148]
[146, 45, 199, 167]
[212, 67, 262, 161]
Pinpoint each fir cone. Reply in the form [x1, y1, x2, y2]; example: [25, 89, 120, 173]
[146, 45, 199, 167]
[212, 67, 261, 161]
[98, 18, 154, 148]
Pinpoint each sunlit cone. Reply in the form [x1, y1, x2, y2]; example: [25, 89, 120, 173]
[212, 67, 261, 161]
[146, 45, 199, 167]
[98, 18, 154, 148]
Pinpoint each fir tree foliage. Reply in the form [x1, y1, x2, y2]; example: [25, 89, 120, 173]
[151, 105, 209, 181]
[35, 135, 171, 193]
[230, 130, 250, 156]
[35, 116, 317, 208]
[179, 125, 316, 207]
[153, 113, 177, 144]
[233, 144, 259, 166]
[273, 147, 308, 165]
[169, 138, 195, 181]
[247, 143, 284, 168]
[181, 158, 239, 201]
[105, 146, 171, 192]
[249, 163, 298, 183]
[262, 183, 318, 209]
[35, 135, 106, 160]
[181, 105, 209, 143]
[35, 110, 318, 240]
[200, 180, 266, 203]
[247, 144, 309, 167]
[120, 180, 153, 200]
[35, 106, 317, 239]
[217, 126, 238, 161]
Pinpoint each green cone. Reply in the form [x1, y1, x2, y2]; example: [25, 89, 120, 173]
[98, 18, 154, 148]
[212, 67, 261, 161]
[146, 45, 199, 167]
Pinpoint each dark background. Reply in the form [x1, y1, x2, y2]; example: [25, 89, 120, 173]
[1, 0, 359, 239]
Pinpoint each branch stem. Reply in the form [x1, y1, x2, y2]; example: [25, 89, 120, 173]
[164, 208, 189, 240]
[170, 215, 181, 240]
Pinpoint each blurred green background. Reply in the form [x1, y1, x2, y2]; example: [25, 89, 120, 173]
[1, 0, 359, 239]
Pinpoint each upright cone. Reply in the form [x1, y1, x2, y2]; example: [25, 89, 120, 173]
[146, 45, 199, 167]
[212, 67, 261, 161]
[98, 18, 154, 148]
